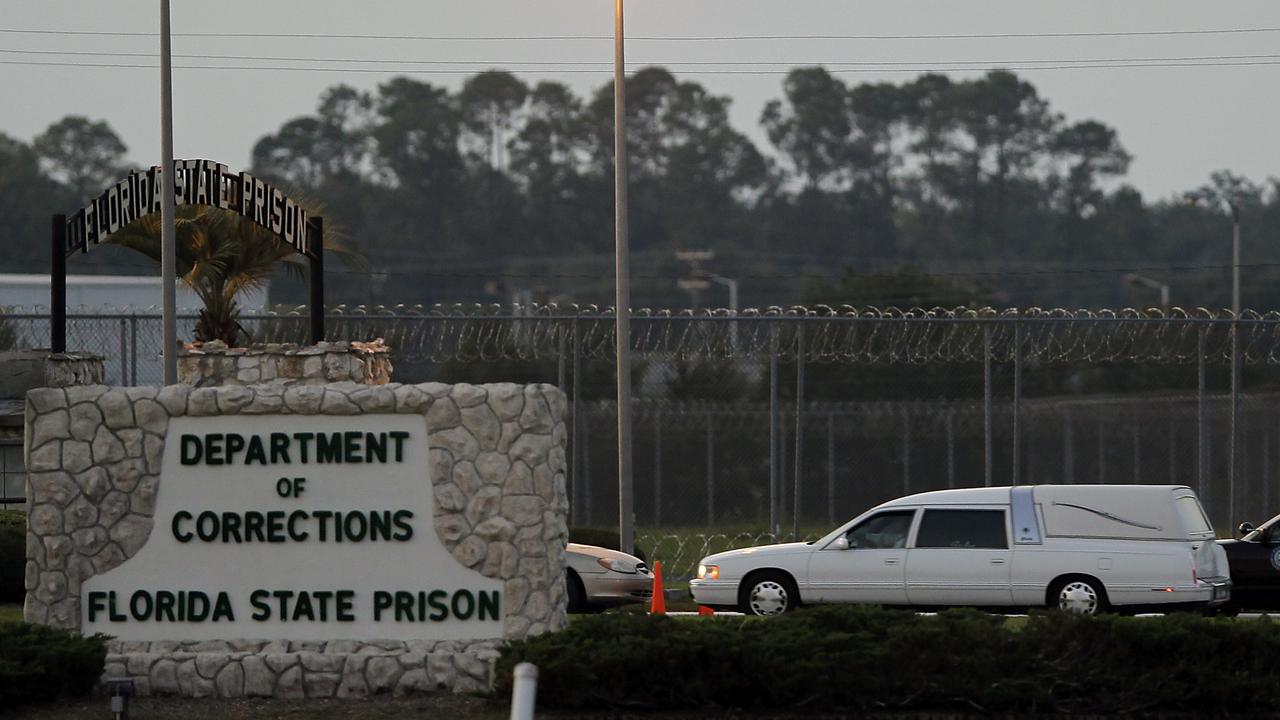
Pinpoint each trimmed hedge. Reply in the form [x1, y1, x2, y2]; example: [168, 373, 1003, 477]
[0, 509, 25, 604]
[0, 622, 108, 707]
[568, 527, 647, 563]
[497, 605, 1280, 714]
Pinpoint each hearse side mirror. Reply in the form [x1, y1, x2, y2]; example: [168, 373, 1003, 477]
[832, 536, 850, 551]
[1238, 522, 1255, 537]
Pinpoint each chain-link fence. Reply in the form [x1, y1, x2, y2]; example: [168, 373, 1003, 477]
[4, 304, 1279, 549]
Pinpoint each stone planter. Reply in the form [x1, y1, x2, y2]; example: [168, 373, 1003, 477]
[178, 341, 392, 387]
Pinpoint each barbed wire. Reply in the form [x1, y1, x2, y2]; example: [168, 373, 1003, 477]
[6, 303, 1280, 365]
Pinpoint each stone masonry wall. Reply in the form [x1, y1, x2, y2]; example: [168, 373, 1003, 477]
[24, 381, 568, 697]
[177, 341, 392, 387]
[0, 350, 105, 396]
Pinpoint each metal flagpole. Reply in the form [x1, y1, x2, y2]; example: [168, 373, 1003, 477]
[613, 0, 635, 554]
[159, 0, 177, 385]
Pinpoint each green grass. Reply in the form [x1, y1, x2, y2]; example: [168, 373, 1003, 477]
[0, 603, 22, 623]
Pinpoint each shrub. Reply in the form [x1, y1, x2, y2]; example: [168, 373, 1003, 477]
[0, 622, 108, 707]
[496, 605, 1280, 714]
[568, 527, 647, 563]
[0, 509, 25, 604]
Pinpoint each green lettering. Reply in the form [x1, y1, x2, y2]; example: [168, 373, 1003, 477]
[180, 434, 202, 465]
[316, 433, 342, 463]
[224, 433, 245, 464]
[337, 591, 355, 622]
[88, 591, 107, 622]
[172, 511, 193, 542]
[287, 510, 310, 541]
[395, 591, 414, 621]
[451, 590, 475, 620]
[390, 431, 409, 461]
[188, 591, 210, 621]
[221, 512, 243, 543]
[250, 589, 270, 620]
[392, 510, 414, 541]
[477, 590, 500, 621]
[196, 511, 219, 542]
[244, 512, 266, 542]
[212, 592, 234, 622]
[244, 436, 267, 465]
[369, 511, 392, 541]
[293, 591, 315, 622]
[365, 432, 387, 463]
[344, 431, 362, 463]
[427, 590, 448, 621]
[292, 432, 314, 462]
[266, 511, 286, 542]
[155, 591, 175, 622]
[130, 590, 152, 620]
[373, 591, 392, 621]
[270, 433, 291, 463]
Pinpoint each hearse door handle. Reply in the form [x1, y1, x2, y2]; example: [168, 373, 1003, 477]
[884, 558, 899, 565]
[990, 558, 1006, 564]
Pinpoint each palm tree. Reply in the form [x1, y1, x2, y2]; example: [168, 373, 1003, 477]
[109, 205, 357, 346]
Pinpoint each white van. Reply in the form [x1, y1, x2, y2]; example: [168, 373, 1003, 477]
[690, 485, 1231, 615]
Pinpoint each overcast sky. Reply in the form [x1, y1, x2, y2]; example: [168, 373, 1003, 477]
[5, 0, 1280, 201]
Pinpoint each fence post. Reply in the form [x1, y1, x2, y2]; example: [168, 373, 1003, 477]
[1063, 411, 1074, 484]
[118, 318, 128, 385]
[653, 409, 662, 526]
[571, 318, 582, 524]
[827, 412, 836, 525]
[1259, 420, 1269, 515]
[769, 323, 779, 537]
[1132, 423, 1141, 483]
[902, 409, 911, 495]
[945, 408, 955, 489]
[557, 322, 567, 394]
[793, 322, 805, 540]
[706, 411, 715, 527]
[582, 406, 591, 525]
[1097, 415, 1106, 484]
[1012, 320, 1023, 485]
[1168, 409, 1177, 486]
[1197, 325, 1208, 506]
[983, 324, 993, 487]
[129, 316, 138, 386]
[51, 214, 67, 354]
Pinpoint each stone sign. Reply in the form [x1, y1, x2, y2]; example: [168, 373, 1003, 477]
[25, 381, 569, 696]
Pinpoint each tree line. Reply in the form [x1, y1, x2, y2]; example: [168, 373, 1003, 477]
[2, 67, 1279, 311]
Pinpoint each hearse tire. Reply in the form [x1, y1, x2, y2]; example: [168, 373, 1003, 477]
[1048, 574, 1110, 615]
[738, 570, 800, 616]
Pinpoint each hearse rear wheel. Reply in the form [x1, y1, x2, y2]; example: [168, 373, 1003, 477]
[1049, 576, 1109, 615]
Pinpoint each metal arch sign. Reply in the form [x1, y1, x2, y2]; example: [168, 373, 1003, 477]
[63, 159, 315, 259]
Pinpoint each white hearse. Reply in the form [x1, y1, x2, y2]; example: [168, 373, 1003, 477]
[690, 485, 1231, 615]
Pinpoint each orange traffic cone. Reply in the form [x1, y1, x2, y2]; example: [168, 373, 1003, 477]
[649, 560, 666, 614]
[698, 605, 715, 616]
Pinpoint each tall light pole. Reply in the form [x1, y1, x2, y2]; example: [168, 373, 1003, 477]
[612, 0, 635, 554]
[1227, 199, 1240, 526]
[159, 0, 177, 385]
